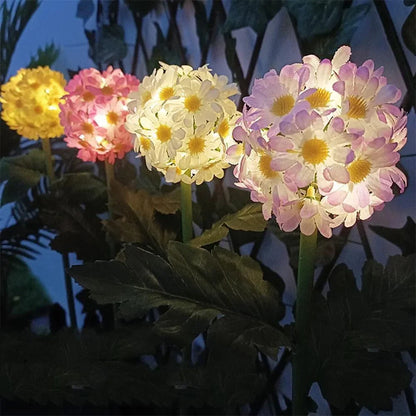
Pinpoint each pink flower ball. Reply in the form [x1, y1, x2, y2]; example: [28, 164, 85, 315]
[59, 66, 140, 164]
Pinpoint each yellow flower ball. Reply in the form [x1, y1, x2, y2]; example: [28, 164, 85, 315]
[0, 66, 66, 140]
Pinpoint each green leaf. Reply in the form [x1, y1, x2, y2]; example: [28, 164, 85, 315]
[53, 172, 106, 211]
[190, 203, 266, 247]
[7, 257, 51, 317]
[362, 254, 416, 308]
[319, 350, 412, 412]
[369, 217, 415, 255]
[287, 2, 371, 58]
[0, 328, 174, 406]
[88, 24, 127, 66]
[223, 0, 282, 34]
[284, 0, 344, 39]
[0, 149, 46, 205]
[70, 242, 289, 356]
[104, 180, 179, 251]
[326, 257, 416, 351]
[39, 196, 109, 260]
[311, 257, 415, 411]
[148, 22, 184, 73]
[327, 4, 371, 55]
[27, 42, 60, 68]
[402, 6, 416, 55]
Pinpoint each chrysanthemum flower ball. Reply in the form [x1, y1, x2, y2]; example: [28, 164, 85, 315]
[59, 66, 140, 164]
[228, 46, 407, 238]
[125, 63, 240, 184]
[1, 66, 66, 139]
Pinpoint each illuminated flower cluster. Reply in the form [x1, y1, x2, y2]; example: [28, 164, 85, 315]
[1, 66, 66, 139]
[125, 63, 239, 184]
[59, 66, 139, 164]
[229, 46, 407, 237]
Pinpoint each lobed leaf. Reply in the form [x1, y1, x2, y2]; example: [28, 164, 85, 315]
[369, 217, 415, 256]
[190, 202, 266, 247]
[0, 149, 46, 205]
[70, 242, 289, 357]
[223, 0, 282, 35]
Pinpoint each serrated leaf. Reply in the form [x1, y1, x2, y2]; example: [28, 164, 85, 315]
[7, 257, 51, 317]
[190, 223, 229, 248]
[369, 217, 415, 255]
[319, 350, 412, 412]
[362, 254, 416, 308]
[39, 197, 109, 260]
[148, 22, 184, 73]
[284, 0, 344, 39]
[289, 2, 371, 58]
[327, 258, 415, 351]
[0, 328, 174, 406]
[327, 4, 371, 54]
[27, 42, 60, 68]
[70, 242, 289, 356]
[88, 24, 127, 66]
[0, 149, 46, 205]
[105, 180, 178, 251]
[223, 0, 282, 34]
[190, 203, 266, 247]
[151, 186, 181, 214]
[402, 6, 416, 55]
[53, 172, 106, 210]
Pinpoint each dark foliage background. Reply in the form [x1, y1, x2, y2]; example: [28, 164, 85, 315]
[0, 0, 415, 415]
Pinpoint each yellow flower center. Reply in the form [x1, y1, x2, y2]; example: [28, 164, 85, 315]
[347, 95, 367, 119]
[301, 138, 329, 165]
[15, 99, 23, 108]
[140, 136, 151, 151]
[259, 154, 278, 178]
[30, 82, 40, 90]
[82, 122, 94, 135]
[271, 95, 295, 117]
[306, 185, 316, 199]
[184, 95, 201, 113]
[101, 86, 114, 95]
[188, 136, 205, 155]
[83, 91, 95, 102]
[142, 91, 151, 104]
[218, 119, 230, 138]
[34, 105, 43, 114]
[347, 159, 372, 183]
[306, 88, 331, 108]
[159, 87, 174, 101]
[106, 111, 119, 125]
[156, 124, 172, 142]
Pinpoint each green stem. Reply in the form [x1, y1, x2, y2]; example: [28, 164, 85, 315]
[181, 180, 193, 243]
[41, 139, 54, 181]
[293, 230, 317, 416]
[104, 160, 117, 329]
[104, 161, 115, 219]
[41, 138, 77, 329]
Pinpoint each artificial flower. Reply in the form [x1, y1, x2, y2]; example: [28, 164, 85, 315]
[125, 63, 239, 184]
[59, 66, 139, 164]
[1, 66, 66, 139]
[229, 46, 407, 237]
